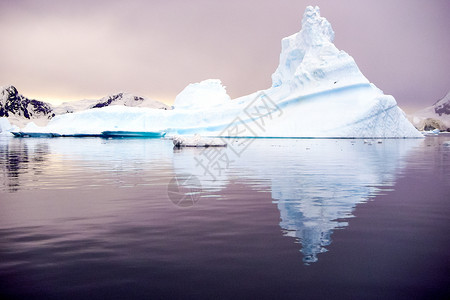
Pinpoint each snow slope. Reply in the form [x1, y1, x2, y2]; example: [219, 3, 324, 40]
[410, 91, 450, 131]
[21, 6, 422, 138]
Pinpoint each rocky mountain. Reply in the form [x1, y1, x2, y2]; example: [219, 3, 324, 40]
[410, 91, 450, 131]
[434, 91, 450, 116]
[0, 86, 54, 120]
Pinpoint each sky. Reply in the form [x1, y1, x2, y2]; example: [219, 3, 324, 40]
[0, 0, 449, 112]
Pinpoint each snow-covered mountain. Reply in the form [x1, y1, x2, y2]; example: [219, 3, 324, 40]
[16, 6, 422, 137]
[0, 85, 171, 131]
[54, 92, 170, 115]
[409, 91, 450, 131]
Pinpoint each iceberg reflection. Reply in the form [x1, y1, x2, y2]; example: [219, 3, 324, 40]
[246, 139, 419, 263]
[173, 138, 420, 263]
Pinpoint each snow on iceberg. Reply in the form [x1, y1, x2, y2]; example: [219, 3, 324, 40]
[174, 79, 231, 110]
[23, 105, 169, 136]
[0, 118, 18, 136]
[24, 6, 422, 138]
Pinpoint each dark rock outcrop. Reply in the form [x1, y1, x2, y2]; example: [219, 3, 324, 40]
[92, 93, 145, 109]
[0, 86, 55, 119]
[434, 99, 450, 116]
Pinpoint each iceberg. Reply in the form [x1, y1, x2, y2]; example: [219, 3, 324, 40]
[17, 6, 422, 138]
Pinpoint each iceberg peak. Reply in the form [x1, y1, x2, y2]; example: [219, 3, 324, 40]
[271, 5, 366, 90]
[300, 6, 335, 46]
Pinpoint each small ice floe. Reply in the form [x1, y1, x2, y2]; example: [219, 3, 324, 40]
[423, 128, 440, 136]
[363, 139, 383, 145]
[173, 134, 227, 148]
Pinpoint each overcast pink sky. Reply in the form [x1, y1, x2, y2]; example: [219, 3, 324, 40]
[0, 0, 449, 112]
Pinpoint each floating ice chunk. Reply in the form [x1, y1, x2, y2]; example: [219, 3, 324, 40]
[173, 134, 227, 148]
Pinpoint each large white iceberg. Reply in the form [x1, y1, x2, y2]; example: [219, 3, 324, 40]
[22, 6, 422, 138]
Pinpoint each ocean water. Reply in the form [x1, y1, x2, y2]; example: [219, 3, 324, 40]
[0, 135, 449, 299]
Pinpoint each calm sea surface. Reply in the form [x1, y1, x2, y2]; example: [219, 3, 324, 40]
[0, 135, 449, 299]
